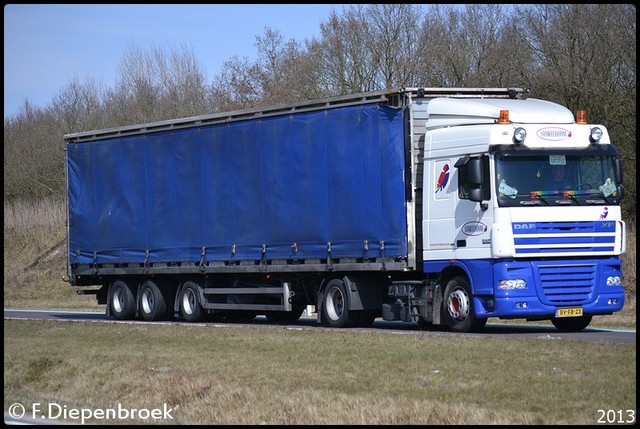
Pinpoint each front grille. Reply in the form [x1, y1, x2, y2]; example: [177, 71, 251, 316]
[536, 263, 596, 305]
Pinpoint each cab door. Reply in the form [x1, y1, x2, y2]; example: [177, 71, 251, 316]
[452, 154, 493, 260]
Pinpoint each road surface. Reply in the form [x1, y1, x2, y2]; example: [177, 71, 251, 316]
[4, 308, 635, 344]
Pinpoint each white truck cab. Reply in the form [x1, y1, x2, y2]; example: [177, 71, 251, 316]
[416, 96, 625, 332]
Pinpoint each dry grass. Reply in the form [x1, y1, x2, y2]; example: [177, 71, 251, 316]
[3, 319, 636, 425]
[4, 198, 102, 310]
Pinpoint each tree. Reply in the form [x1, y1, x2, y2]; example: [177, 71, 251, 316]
[3, 102, 62, 199]
[417, 4, 532, 88]
[103, 42, 209, 126]
[519, 4, 636, 221]
[313, 6, 379, 94]
[49, 78, 105, 134]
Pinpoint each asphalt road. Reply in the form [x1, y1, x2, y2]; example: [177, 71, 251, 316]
[4, 309, 635, 344]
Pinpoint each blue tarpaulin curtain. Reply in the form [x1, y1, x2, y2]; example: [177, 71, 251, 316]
[67, 104, 408, 264]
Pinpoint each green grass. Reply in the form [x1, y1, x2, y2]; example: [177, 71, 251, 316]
[4, 319, 636, 425]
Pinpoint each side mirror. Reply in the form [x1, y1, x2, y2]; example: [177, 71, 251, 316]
[468, 157, 483, 185]
[614, 157, 623, 185]
[469, 188, 484, 202]
[456, 155, 488, 210]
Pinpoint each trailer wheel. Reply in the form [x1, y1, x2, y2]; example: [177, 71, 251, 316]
[139, 279, 169, 321]
[551, 315, 592, 332]
[110, 280, 136, 320]
[321, 279, 354, 328]
[442, 276, 487, 333]
[179, 281, 204, 322]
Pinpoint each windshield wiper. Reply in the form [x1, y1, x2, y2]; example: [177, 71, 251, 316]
[584, 191, 612, 204]
[563, 192, 581, 205]
[529, 192, 550, 205]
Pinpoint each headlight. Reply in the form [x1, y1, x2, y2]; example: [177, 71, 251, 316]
[499, 279, 527, 290]
[590, 127, 603, 143]
[606, 276, 622, 286]
[513, 127, 527, 144]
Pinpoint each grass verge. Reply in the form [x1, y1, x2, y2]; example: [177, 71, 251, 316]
[4, 319, 636, 425]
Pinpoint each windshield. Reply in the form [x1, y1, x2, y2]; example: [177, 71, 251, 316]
[495, 150, 622, 207]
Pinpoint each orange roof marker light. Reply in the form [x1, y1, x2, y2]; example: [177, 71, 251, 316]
[499, 109, 510, 124]
[576, 110, 587, 124]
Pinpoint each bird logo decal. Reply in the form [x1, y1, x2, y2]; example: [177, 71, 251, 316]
[599, 207, 609, 219]
[436, 163, 450, 193]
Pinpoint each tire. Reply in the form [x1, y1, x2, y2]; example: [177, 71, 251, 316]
[179, 281, 204, 322]
[442, 276, 487, 333]
[551, 315, 592, 332]
[321, 279, 355, 328]
[139, 279, 169, 322]
[109, 279, 136, 320]
[416, 317, 431, 331]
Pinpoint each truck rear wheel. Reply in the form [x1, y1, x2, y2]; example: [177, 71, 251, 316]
[139, 279, 169, 321]
[551, 315, 592, 332]
[442, 276, 487, 333]
[179, 281, 204, 322]
[110, 279, 136, 320]
[321, 279, 355, 328]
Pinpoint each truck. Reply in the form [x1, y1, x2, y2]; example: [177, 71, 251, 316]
[63, 87, 626, 332]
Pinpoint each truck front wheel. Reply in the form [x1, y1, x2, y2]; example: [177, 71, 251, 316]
[109, 280, 136, 320]
[551, 315, 592, 332]
[179, 281, 204, 322]
[442, 276, 487, 333]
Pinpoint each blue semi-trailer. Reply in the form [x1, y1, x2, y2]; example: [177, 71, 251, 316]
[64, 87, 626, 332]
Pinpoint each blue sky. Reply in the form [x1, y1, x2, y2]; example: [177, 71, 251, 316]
[4, 4, 345, 118]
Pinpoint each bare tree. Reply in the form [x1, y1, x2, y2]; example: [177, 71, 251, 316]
[209, 27, 331, 111]
[106, 42, 161, 125]
[209, 55, 263, 112]
[103, 42, 209, 125]
[4, 102, 62, 199]
[254, 27, 327, 104]
[314, 6, 379, 94]
[49, 77, 106, 134]
[418, 4, 526, 87]
[519, 4, 636, 220]
[158, 43, 209, 118]
[366, 4, 424, 89]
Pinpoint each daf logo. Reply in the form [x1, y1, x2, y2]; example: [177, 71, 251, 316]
[513, 223, 536, 230]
